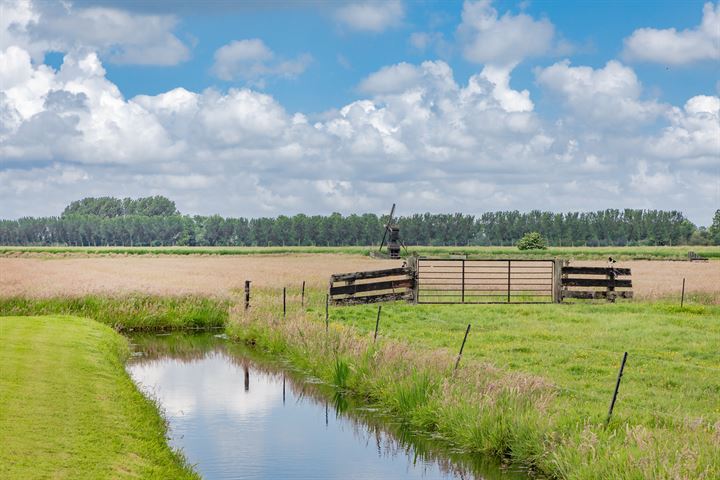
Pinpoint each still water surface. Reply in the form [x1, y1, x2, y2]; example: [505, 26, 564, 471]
[126, 333, 528, 480]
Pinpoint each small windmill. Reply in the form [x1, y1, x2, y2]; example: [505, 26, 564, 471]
[378, 203, 407, 259]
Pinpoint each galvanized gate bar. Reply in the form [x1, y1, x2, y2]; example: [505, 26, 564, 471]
[417, 258, 555, 304]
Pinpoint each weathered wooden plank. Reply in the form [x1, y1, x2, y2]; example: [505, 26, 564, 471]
[331, 291, 414, 305]
[562, 278, 633, 288]
[562, 267, 631, 276]
[330, 278, 414, 296]
[330, 267, 413, 282]
[563, 290, 634, 300]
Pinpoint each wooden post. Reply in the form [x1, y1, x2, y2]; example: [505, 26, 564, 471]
[282, 374, 286, 405]
[374, 305, 382, 343]
[283, 287, 286, 319]
[461, 259, 465, 303]
[325, 293, 329, 333]
[553, 259, 563, 303]
[408, 255, 419, 304]
[454, 324, 471, 372]
[606, 268, 616, 303]
[301, 280, 306, 308]
[244, 280, 251, 310]
[507, 260, 511, 303]
[243, 365, 249, 392]
[605, 352, 628, 426]
[680, 278, 686, 308]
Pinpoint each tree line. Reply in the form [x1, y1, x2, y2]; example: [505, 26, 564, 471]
[1, 196, 718, 247]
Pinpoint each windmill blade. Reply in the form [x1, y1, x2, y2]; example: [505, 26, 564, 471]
[379, 203, 396, 252]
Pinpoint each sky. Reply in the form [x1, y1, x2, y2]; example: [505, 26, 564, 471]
[1, 0, 719, 225]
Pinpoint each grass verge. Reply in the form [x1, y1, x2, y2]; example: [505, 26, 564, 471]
[0, 295, 228, 331]
[1, 245, 718, 260]
[0, 315, 199, 479]
[227, 287, 720, 478]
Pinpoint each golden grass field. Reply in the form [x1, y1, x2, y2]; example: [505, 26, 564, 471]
[0, 253, 718, 301]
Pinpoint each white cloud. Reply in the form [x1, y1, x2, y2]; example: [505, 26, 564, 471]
[0, 0, 189, 65]
[457, 0, 555, 67]
[1, 45, 718, 224]
[623, 2, 720, 65]
[212, 39, 311, 85]
[334, 0, 404, 33]
[646, 95, 720, 163]
[535, 60, 665, 125]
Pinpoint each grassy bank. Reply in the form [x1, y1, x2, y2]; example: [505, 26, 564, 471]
[2, 244, 718, 260]
[0, 294, 228, 331]
[0, 315, 199, 479]
[227, 288, 720, 478]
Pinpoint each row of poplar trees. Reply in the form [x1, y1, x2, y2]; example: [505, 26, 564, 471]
[1, 196, 718, 247]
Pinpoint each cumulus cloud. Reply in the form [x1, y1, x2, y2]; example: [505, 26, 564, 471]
[535, 60, 665, 126]
[457, 0, 555, 67]
[212, 39, 311, 85]
[0, 0, 189, 65]
[1, 44, 718, 223]
[334, 0, 404, 32]
[623, 2, 720, 65]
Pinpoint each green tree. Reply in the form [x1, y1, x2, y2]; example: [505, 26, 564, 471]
[516, 232, 548, 250]
[710, 209, 720, 245]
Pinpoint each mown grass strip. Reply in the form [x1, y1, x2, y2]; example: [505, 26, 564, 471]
[0, 295, 228, 331]
[1, 245, 718, 260]
[0, 315, 199, 479]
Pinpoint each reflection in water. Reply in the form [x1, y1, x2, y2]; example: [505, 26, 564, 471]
[126, 333, 528, 480]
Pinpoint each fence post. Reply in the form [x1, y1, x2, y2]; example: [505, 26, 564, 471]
[325, 293, 329, 333]
[605, 351, 628, 426]
[244, 280, 251, 310]
[454, 324, 471, 372]
[553, 259, 563, 303]
[606, 268, 616, 303]
[680, 278, 685, 308]
[407, 255, 419, 304]
[374, 305, 382, 343]
[301, 280, 306, 308]
[283, 287, 286, 319]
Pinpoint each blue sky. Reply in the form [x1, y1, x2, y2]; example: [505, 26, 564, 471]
[95, 1, 716, 113]
[1, 0, 719, 224]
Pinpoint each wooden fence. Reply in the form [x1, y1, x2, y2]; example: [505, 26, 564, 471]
[561, 266, 633, 302]
[329, 258, 633, 305]
[329, 265, 416, 305]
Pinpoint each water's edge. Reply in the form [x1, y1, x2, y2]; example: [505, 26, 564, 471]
[126, 332, 530, 480]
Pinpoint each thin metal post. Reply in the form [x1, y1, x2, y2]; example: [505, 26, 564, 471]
[454, 324, 471, 372]
[680, 278, 685, 308]
[461, 259, 465, 303]
[507, 260, 511, 303]
[283, 287, 286, 319]
[374, 305, 382, 343]
[301, 280, 306, 307]
[325, 293, 329, 333]
[605, 351, 628, 426]
[244, 280, 251, 310]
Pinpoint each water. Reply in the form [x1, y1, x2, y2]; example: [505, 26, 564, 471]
[126, 333, 528, 480]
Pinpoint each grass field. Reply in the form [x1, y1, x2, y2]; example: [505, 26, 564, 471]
[0, 315, 198, 479]
[227, 288, 720, 478]
[2, 244, 719, 260]
[0, 295, 228, 331]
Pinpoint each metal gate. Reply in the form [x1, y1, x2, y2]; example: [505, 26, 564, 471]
[416, 258, 556, 304]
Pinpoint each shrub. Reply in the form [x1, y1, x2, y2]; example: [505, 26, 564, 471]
[516, 232, 548, 250]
